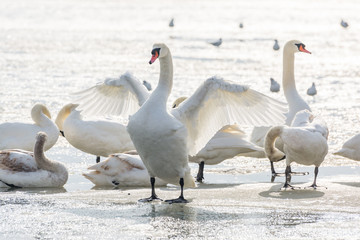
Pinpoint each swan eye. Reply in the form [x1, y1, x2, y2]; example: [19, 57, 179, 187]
[149, 48, 161, 64]
[295, 43, 311, 54]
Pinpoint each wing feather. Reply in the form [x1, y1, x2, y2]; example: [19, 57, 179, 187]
[171, 76, 287, 155]
[73, 72, 150, 118]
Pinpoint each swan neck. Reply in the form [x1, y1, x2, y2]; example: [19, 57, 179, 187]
[156, 52, 173, 100]
[282, 51, 297, 100]
[34, 138, 56, 172]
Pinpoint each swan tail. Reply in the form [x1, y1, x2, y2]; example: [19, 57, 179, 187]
[264, 126, 286, 162]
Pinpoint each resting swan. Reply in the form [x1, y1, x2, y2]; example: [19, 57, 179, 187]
[0, 103, 59, 151]
[83, 151, 167, 187]
[334, 134, 360, 161]
[250, 40, 312, 174]
[55, 103, 135, 163]
[0, 132, 68, 188]
[75, 44, 287, 203]
[265, 110, 328, 189]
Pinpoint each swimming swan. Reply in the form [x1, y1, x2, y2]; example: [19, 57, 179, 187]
[265, 110, 328, 189]
[0, 132, 68, 188]
[250, 40, 312, 174]
[334, 134, 360, 161]
[55, 103, 135, 163]
[126, 43, 286, 203]
[83, 151, 167, 187]
[0, 103, 59, 151]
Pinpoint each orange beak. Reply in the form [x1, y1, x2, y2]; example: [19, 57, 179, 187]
[299, 45, 311, 54]
[149, 51, 159, 64]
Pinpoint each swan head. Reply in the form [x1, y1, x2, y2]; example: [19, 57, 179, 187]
[31, 103, 51, 121]
[55, 103, 79, 136]
[284, 40, 311, 54]
[291, 109, 314, 127]
[36, 131, 48, 144]
[172, 96, 188, 108]
[149, 43, 169, 64]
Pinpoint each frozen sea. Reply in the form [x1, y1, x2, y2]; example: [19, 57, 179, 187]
[1, 0, 360, 239]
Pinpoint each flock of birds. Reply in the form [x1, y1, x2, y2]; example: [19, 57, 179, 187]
[0, 33, 357, 203]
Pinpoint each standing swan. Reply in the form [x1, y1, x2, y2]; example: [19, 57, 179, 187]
[0, 103, 59, 151]
[250, 40, 312, 175]
[55, 103, 135, 163]
[127, 43, 287, 203]
[0, 132, 68, 188]
[264, 110, 328, 189]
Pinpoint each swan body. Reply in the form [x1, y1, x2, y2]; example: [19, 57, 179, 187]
[189, 124, 265, 165]
[307, 82, 317, 96]
[0, 103, 59, 151]
[0, 132, 68, 188]
[265, 110, 328, 188]
[270, 78, 280, 92]
[55, 103, 135, 161]
[334, 134, 360, 161]
[251, 40, 312, 148]
[273, 39, 280, 51]
[83, 152, 167, 187]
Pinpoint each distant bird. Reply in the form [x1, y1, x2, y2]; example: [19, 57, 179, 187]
[307, 82, 317, 96]
[143, 80, 152, 91]
[209, 38, 222, 47]
[341, 19, 348, 28]
[273, 39, 280, 51]
[239, 23, 244, 28]
[169, 18, 174, 27]
[270, 78, 280, 92]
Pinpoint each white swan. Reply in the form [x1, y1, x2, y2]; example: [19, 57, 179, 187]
[265, 110, 328, 189]
[0, 103, 59, 151]
[307, 82, 317, 96]
[0, 132, 68, 188]
[75, 44, 286, 202]
[273, 39, 280, 51]
[55, 103, 135, 163]
[173, 97, 265, 182]
[270, 77, 280, 92]
[334, 134, 360, 161]
[250, 40, 312, 174]
[83, 151, 167, 187]
[126, 43, 286, 203]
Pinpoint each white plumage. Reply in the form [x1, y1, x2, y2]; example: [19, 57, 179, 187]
[334, 134, 360, 161]
[0, 103, 59, 152]
[265, 110, 328, 189]
[83, 152, 167, 187]
[55, 103, 135, 162]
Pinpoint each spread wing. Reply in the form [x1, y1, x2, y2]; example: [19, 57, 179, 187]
[73, 72, 150, 118]
[171, 76, 287, 155]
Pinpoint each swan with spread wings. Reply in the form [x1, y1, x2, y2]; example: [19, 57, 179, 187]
[75, 43, 287, 203]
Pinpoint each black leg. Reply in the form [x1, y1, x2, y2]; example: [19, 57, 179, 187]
[282, 165, 296, 190]
[165, 178, 188, 204]
[138, 177, 162, 202]
[96, 156, 100, 163]
[196, 161, 205, 183]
